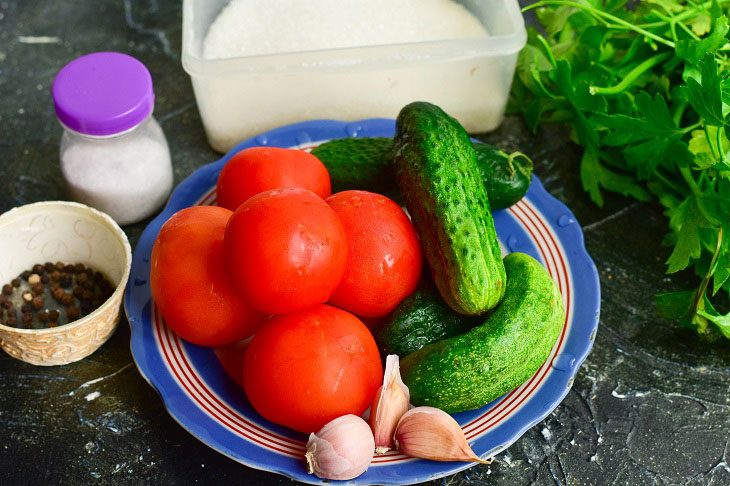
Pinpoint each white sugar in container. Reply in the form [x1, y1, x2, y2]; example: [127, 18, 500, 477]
[182, 0, 527, 152]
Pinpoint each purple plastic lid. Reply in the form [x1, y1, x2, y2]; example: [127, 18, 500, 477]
[52, 52, 154, 136]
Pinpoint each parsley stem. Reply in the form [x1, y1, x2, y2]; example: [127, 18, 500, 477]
[704, 125, 720, 161]
[653, 170, 685, 196]
[680, 167, 702, 197]
[589, 52, 671, 96]
[691, 226, 723, 322]
[523, 1, 675, 48]
[717, 127, 725, 163]
[635, 1, 730, 28]
[679, 167, 720, 226]
[672, 100, 689, 127]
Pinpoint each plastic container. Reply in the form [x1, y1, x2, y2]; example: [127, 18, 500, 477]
[53, 52, 173, 225]
[182, 0, 527, 152]
[0, 201, 132, 366]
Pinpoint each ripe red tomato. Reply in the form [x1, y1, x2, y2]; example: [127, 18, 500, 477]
[326, 190, 422, 317]
[224, 188, 347, 315]
[150, 206, 264, 346]
[243, 304, 383, 433]
[213, 338, 252, 387]
[216, 147, 331, 211]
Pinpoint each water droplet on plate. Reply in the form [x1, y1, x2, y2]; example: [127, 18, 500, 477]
[345, 124, 362, 137]
[134, 278, 147, 287]
[255, 135, 268, 145]
[551, 353, 576, 372]
[507, 235, 519, 251]
[142, 257, 149, 263]
[557, 215, 575, 227]
[295, 132, 312, 146]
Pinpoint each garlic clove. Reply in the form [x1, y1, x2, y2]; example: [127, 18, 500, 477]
[393, 406, 491, 463]
[369, 354, 410, 454]
[305, 414, 375, 480]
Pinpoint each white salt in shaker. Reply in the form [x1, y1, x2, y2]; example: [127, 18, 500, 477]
[52, 52, 173, 225]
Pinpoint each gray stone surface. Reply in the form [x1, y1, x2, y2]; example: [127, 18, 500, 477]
[0, 1, 728, 485]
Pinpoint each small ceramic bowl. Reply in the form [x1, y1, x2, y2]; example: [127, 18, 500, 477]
[0, 201, 132, 365]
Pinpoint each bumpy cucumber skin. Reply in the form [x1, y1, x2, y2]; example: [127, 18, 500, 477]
[400, 252, 565, 413]
[376, 280, 480, 358]
[311, 138, 532, 210]
[310, 137, 395, 195]
[393, 101, 506, 315]
[474, 144, 533, 210]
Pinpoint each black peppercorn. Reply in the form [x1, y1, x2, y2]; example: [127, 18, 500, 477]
[82, 280, 94, 290]
[41, 274, 50, 284]
[50, 270, 61, 282]
[48, 309, 60, 322]
[74, 263, 85, 273]
[38, 311, 48, 322]
[66, 306, 80, 321]
[64, 264, 74, 273]
[82, 290, 93, 300]
[61, 293, 74, 306]
[21, 312, 33, 323]
[53, 288, 65, 301]
[2, 284, 12, 295]
[72, 286, 83, 298]
[59, 275, 72, 288]
[55, 261, 65, 271]
[0, 295, 6, 305]
[20, 303, 32, 314]
[31, 283, 44, 296]
[32, 264, 45, 275]
[85, 268, 94, 278]
[93, 271, 103, 282]
[20, 270, 31, 280]
[32, 296, 44, 310]
[76, 273, 88, 285]
[2, 300, 12, 309]
[11, 278, 20, 288]
[44, 262, 55, 272]
[7, 317, 18, 327]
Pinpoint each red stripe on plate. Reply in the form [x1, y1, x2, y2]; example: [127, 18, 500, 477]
[155, 307, 305, 456]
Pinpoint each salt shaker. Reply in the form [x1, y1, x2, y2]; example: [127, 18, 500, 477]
[52, 52, 173, 225]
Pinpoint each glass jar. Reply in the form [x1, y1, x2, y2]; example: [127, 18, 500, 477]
[53, 52, 173, 225]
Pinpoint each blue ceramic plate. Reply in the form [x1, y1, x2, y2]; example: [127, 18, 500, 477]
[124, 119, 600, 485]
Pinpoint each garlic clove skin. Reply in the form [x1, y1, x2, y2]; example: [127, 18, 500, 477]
[393, 406, 490, 463]
[369, 354, 410, 454]
[305, 414, 375, 480]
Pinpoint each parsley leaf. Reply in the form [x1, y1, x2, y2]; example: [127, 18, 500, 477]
[696, 303, 730, 339]
[594, 93, 694, 179]
[666, 196, 713, 274]
[685, 54, 725, 126]
[675, 16, 729, 66]
[515, 1, 730, 340]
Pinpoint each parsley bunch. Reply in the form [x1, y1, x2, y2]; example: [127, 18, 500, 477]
[510, 0, 730, 340]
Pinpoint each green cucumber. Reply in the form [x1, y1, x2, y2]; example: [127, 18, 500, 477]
[474, 145, 532, 210]
[400, 252, 565, 413]
[310, 137, 395, 196]
[393, 101, 506, 315]
[310, 138, 532, 210]
[376, 280, 480, 358]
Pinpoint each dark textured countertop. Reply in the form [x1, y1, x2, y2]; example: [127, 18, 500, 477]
[1, 1, 729, 485]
